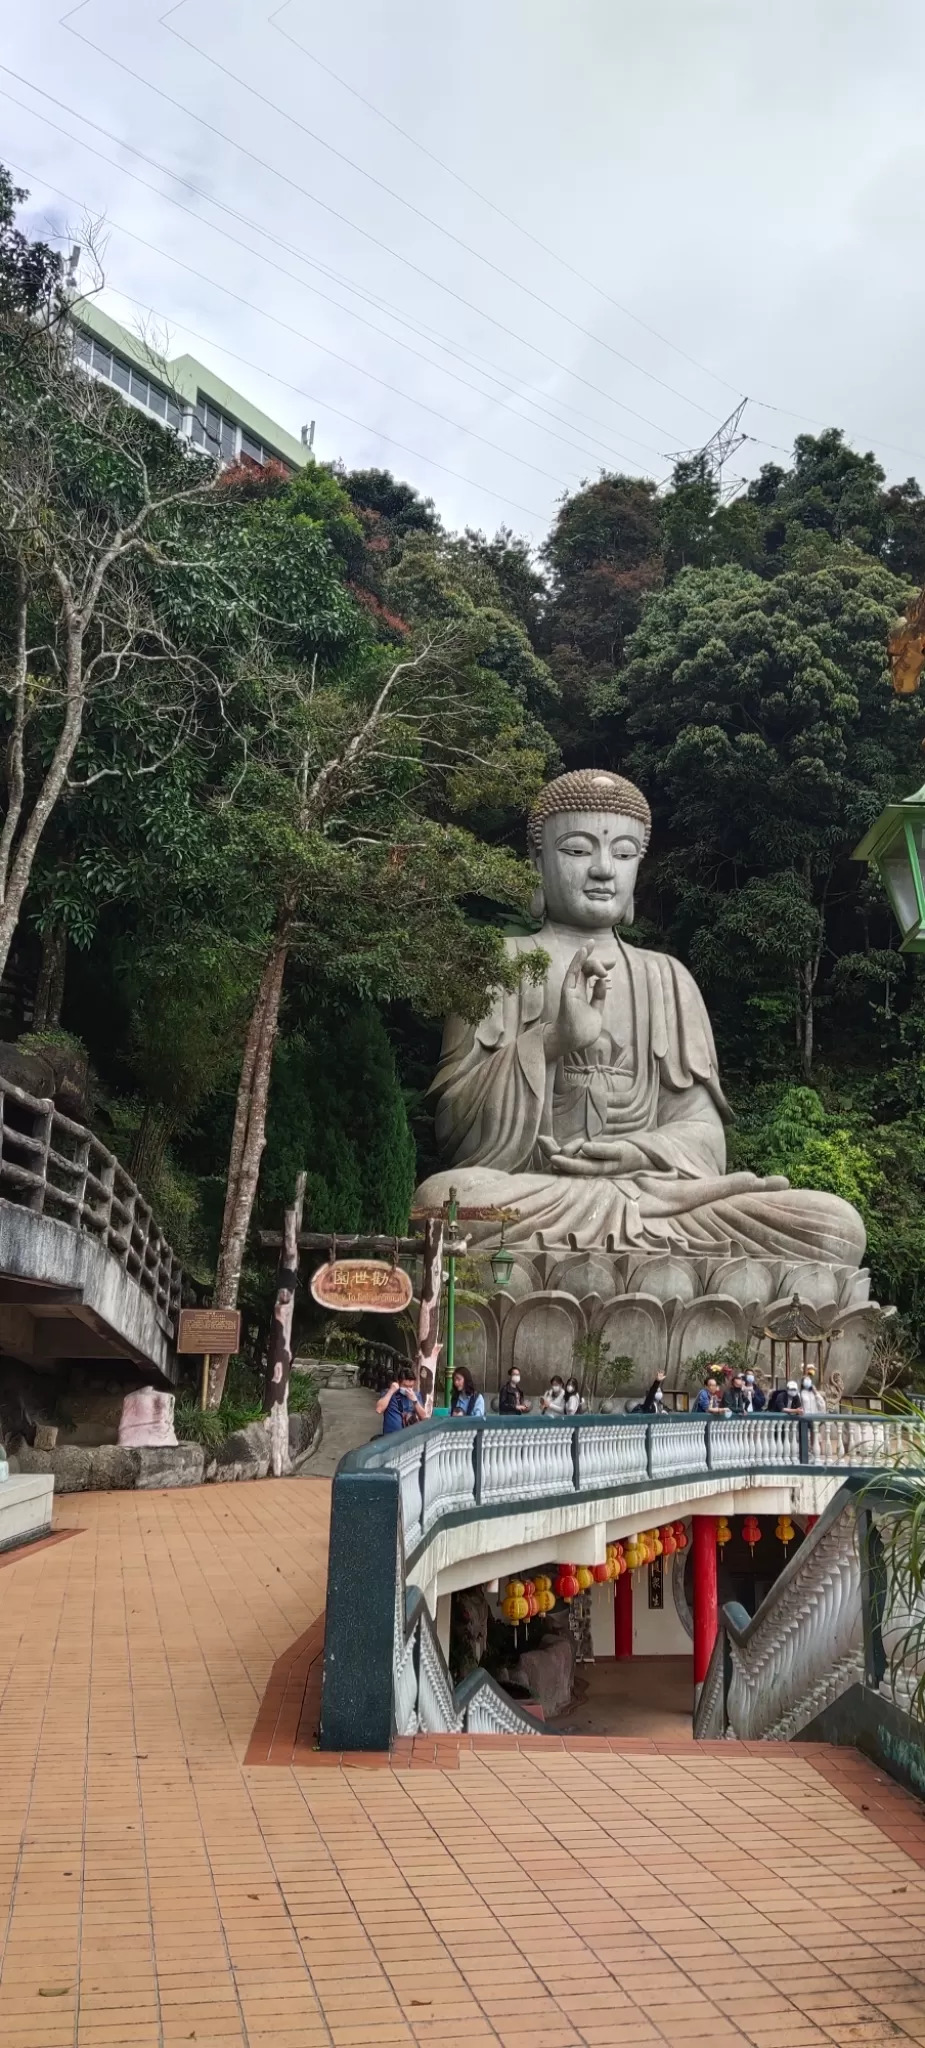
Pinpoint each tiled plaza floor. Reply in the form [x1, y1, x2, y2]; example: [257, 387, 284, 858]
[2, 1487, 925, 2048]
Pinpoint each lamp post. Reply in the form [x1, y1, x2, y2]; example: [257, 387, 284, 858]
[443, 1186, 458, 1412]
[852, 784, 925, 951]
[413, 1200, 519, 1409]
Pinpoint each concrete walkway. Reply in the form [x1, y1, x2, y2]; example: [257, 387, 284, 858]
[308, 1385, 380, 1476]
[2, 1487, 925, 2048]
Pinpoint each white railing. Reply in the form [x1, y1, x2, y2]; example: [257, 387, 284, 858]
[326, 1417, 924, 1751]
[392, 1573, 542, 1741]
[726, 1504, 864, 1739]
[0, 1074, 182, 1328]
[353, 1411, 919, 1565]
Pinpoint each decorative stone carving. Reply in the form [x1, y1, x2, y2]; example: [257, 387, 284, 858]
[411, 769, 886, 1394]
[438, 1250, 881, 1399]
[416, 769, 867, 1270]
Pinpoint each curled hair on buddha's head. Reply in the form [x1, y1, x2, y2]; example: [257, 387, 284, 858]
[527, 770, 652, 859]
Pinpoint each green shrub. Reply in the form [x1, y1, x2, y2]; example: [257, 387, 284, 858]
[288, 1372, 319, 1413]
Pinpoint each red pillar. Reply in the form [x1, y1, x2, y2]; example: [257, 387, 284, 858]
[692, 1514, 718, 1691]
[614, 1567, 633, 1659]
[804, 1515, 818, 1531]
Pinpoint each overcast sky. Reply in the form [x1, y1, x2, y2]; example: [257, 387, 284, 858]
[4, 0, 925, 543]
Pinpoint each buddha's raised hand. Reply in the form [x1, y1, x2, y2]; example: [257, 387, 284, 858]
[543, 944, 610, 1061]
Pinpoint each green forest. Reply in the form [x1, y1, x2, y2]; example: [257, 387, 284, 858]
[5, 167, 925, 1385]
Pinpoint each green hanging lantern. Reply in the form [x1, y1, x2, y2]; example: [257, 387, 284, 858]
[852, 785, 925, 952]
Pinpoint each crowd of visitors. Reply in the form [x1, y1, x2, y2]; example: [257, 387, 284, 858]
[378, 1356, 828, 1435]
[692, 1366, 826, 1415]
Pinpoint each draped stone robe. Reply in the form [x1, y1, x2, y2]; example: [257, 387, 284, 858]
[414, 931, 866, 1265]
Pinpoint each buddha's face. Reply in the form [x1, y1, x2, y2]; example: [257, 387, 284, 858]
[536, 809, 644, 931]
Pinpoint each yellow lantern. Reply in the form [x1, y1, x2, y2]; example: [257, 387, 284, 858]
[716, 1517, 732, 1548]
[501, 1594, 529, 1625]
[624, 1542, 642, 1570]
[505, 1579, 525, 1599]
[534, 1575, 552, 1593]
[534, 1589, 556, 1613]
[575, 1566, 593, 1593]
[775, 1516, 796, 1552]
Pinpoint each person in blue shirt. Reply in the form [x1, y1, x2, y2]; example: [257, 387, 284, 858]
[376, 1364, 428, 1434]
[449, 1367, 485, 1418]
[694, 1377, 722, 1413]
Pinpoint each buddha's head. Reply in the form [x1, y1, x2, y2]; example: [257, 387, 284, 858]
[527, 769, 651, 932]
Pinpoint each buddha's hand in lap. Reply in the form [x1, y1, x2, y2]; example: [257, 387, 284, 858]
[538, 1135, 649, 1177]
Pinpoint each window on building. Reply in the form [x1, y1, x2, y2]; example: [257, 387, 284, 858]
[111, 354, 130, 393]
[240, 430, 265, 465]
[196, 394, 238, 464]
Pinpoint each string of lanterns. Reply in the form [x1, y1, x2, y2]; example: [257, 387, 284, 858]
[499, 1515, 801, 1642]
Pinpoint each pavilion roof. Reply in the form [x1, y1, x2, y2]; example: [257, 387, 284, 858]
[759, 1293, 830, 1342]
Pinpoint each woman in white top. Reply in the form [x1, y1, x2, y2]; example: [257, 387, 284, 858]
[564, 1378, 584, 1415]
[541, 1375, 566, 1415]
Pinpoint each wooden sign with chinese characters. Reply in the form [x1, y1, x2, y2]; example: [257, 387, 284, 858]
[177, 1307, 242, 1355]
[310, 1259, 414, 1315]
[648, 1555, 664, 1610]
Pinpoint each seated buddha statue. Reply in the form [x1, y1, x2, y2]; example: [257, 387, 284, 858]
[414, 769, 866, 1265]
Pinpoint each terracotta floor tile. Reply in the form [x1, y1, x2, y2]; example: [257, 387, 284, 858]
[5, 1489, 925, 2048]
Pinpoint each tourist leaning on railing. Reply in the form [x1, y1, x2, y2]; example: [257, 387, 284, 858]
[499, 1368, 530, 1414]
[449, 1367, 485, 1418]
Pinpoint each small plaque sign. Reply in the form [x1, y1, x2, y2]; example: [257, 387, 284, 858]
[177, 1307, 242, 1355]
[310, 1259, 413, 1315]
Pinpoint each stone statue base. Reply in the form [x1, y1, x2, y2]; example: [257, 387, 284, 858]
[447, 1246, 883, 1401]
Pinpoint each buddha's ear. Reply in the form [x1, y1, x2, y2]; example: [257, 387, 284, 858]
[618, 892, 635, 927]
[528, 853, 545, 923]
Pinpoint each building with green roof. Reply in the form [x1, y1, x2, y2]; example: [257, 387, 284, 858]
[71, 299, 312, 473]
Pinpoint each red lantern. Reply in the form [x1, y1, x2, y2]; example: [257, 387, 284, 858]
[525, 1592, 538, 1618]
[673, 1521, 688, 1551]
[660, 1525, 677, 1556]
[742, 1516, 762, 1555]
[555, 1566, 580, 1602]
[592, 1562, 610, 1584]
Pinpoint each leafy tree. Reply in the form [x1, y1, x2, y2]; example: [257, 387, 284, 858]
[747, 429, 888, 568]
[0, 167, 62, 317]
[599, 558, 923, 1075]
[541, 474, 664, 759]
[260, 1005, 416, 1235]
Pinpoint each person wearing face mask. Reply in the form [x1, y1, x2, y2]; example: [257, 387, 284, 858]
[499, 1367, 529, 1415]
[799, 1371, 827, 1416]
[744, 1372, 766, 1413]
[564, 1377, 584, 1415]
[541, 1374, 567, 1415]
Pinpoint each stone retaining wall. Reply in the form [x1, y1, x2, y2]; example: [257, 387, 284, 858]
[7, 1399, 323, 1491]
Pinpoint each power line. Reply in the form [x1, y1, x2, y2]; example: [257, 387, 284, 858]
[0, 68, 663, 475]
[59, 0, 706, 445]
[259, 7, 925, 478]
[160, 0, 722, 424]
[3, 113, 579, 496]
[9, 158, 552, 524]
[268, 0, 743, 404]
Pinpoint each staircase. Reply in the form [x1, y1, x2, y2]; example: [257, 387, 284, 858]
[694, 1474, 925, 1804]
